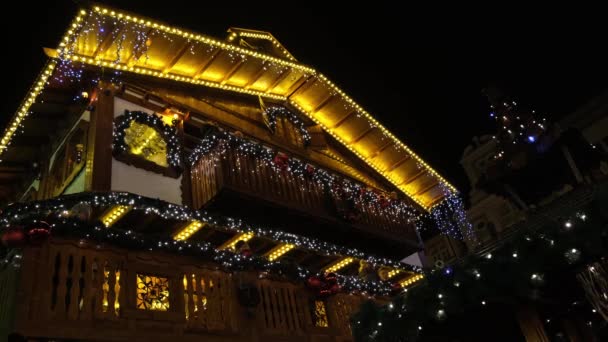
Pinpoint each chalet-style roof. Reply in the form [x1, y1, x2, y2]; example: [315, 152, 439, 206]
[0, 5, 457, 209]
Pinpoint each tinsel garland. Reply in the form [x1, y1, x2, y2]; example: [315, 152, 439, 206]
[264, 106, 311, 146]
[0, 192, 419, 273]
[351, 197, 608, 341]
[188, 128, 421, 224]
[113, 110, 183, 170]
[3, 216, 391, 296]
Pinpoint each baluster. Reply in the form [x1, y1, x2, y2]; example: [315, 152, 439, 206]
[106, 262, 116, 319]
[270, 287, 284, 331]
[67, 253, 82, 320]
[79, 253, 92, 320]
[54, 253, 70, 319]
[186, 274, 194, 325]
[196, 274, 206, 328]
[281, 287, 294, 331]
[261, 283, 273, 329]
[287, 287, 301, 332]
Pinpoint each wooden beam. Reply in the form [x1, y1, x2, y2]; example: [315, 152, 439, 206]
[289, 77, 317, 98]
[126, 29, 155, 67]
[312, 94, 336, 114]
[285, 74, 310, 98]
[194, 49, 223, 79]
[91, 25, 123, 59]
[386, 155, 411, 173]
[348, 126, 375, 145]
[331, 109, 357, 129]
[368, 141, 393, 160]
[415, 180, 437, 196]
[163, 41, 192, 73]
[220, 58, 246, 85]
[85, 82, 114, 191]
[398, 169, 425, 186]
[264, 68, 291, 93]
[243, 62, 269, 89]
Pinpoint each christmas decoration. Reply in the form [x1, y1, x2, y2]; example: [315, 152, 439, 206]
[484, 88, 547, 161]
[1, 227, 26, 248]
[577, 261, 608, 322]
[26, 221, 51, 245]
[264, 106, 311, 146]
[307, 273, 341, 298]
[113, 110, 183, 170]
[352, 198, 608, 341]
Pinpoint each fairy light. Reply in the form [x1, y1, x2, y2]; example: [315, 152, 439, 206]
[387, 269, 402, 279]
[100, 205, 131, 227]
[324, 257, 355, 273]
[399, 274, 424, 287]
[266, 243, 295, 261]
[173, 220, 205, 241]
[218, 232, 254, 251]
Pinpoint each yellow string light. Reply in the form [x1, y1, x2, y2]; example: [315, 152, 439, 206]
[324, 257, 355, 273]
[218, 232, 254, 251]
[100, 205, 131, 227]
[173, 220, 205, 241]
[266, 243, 295, 261]
[399, 273, 424, 287]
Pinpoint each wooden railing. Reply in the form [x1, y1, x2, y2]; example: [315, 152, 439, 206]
[6, 239, 367, 341]
[190, 149, 416, 240]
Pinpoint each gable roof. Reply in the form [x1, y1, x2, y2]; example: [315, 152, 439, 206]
[0, 5, 457, 209]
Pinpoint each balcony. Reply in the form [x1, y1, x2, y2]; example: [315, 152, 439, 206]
[189, 146, 419, 246]
[4, 239, 368, 341]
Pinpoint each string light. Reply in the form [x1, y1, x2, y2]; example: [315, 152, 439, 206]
[173, 220, 205, 241]
[100, 205, 131, 227]
[266, 243, 295, 261]
[325, 257, 355, 273]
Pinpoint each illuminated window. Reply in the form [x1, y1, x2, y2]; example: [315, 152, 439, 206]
[136, 274, 170, 311]
[124, 120, 168, 167]
[313, 300, 329, 327]
[102, 262, 121, 316]
[183, 274, 207, 320]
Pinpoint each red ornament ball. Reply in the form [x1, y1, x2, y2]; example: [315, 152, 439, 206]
[307, 276, 323, 289]
[1, 228, 26, 248]
[27, 221, 51, 245]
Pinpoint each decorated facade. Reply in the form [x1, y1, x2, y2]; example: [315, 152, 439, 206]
[0, 5, 469, 341]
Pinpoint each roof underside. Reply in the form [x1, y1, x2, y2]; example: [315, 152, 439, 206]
[0, 5, 456, 209]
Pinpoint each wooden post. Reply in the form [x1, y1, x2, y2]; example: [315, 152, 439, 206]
[85, 82, 115, 192]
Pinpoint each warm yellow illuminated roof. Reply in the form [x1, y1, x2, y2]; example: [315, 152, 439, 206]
[0, 5, 457, 209]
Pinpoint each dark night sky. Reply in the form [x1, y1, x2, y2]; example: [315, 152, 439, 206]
[2, 1, 607, 193]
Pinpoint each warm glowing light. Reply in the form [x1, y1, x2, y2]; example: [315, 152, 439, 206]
[173, 221, 205, 241]
[324, 257, 355, 273]
[387, 269, 402, 279]
[399, 274, 424, 287]
[100, 205, 131, 227]
[266, 243, 295, 261]
[218, 232, 254, 250]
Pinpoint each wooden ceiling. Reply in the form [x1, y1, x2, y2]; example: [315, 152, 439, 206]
[0, 5, 457, 209]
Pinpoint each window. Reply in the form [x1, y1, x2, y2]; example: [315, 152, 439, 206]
[124, 120, 168, 167]
[136, 274, 170, 311]
[312, 300, 329, 327]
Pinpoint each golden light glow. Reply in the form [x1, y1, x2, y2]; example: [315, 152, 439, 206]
[0, 5, 458, 210]
[265, 243, 295, 261]
[63, 53, 287, 100]
[399, 274, 424, 287]
[289, 100, 453, 210]
[124, 120, 168, 167]
[387, 269, 402, 279]
[324, 257, 355, 273]
[314, 300, 329, 327]
[136, 274, 170, 311]
[100, 205, 131, 227]
[173, 220, 205, 241]
[218, 232, 254, 251]
[90, 6, 313, 72]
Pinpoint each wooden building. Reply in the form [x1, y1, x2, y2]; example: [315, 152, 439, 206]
[0, 5, 463, 341]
